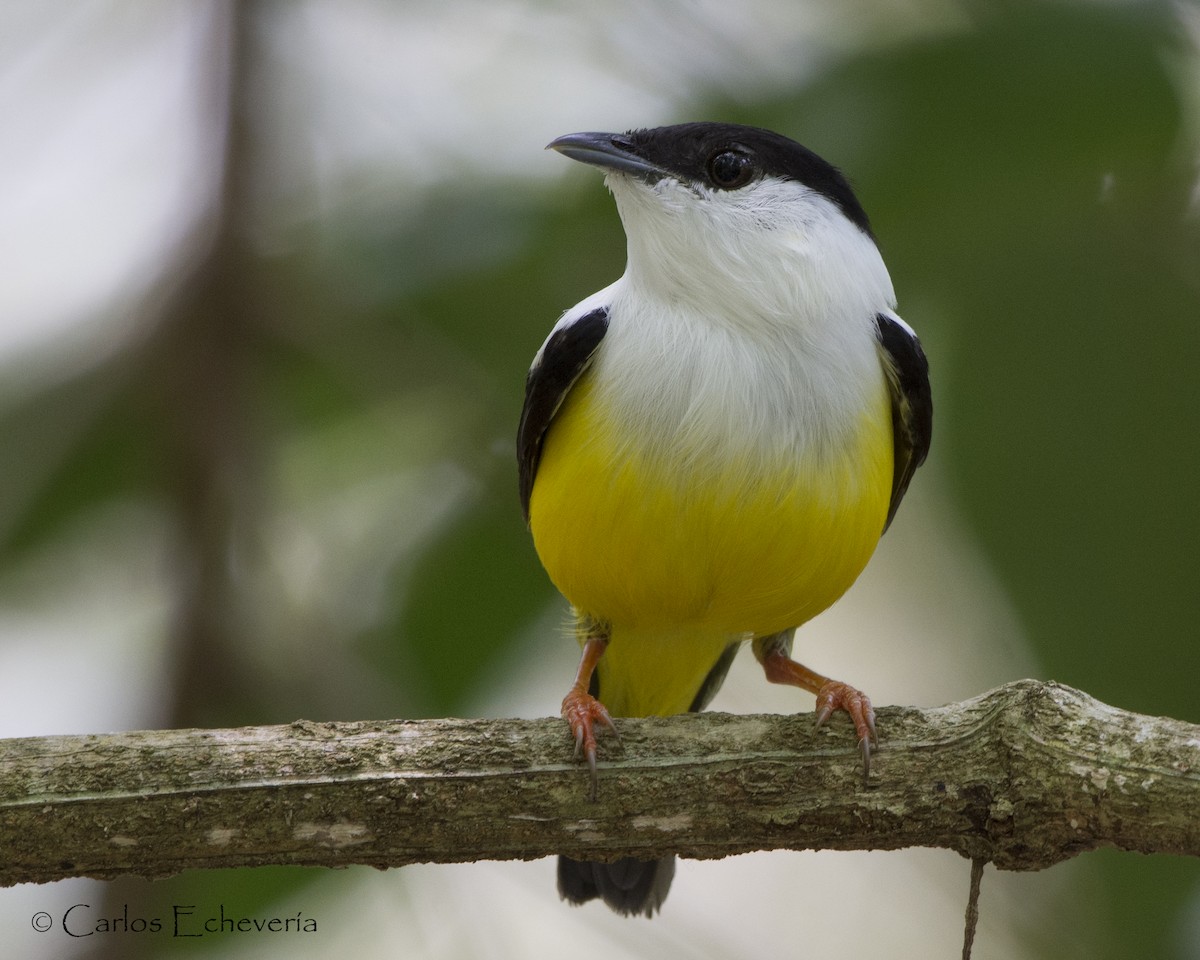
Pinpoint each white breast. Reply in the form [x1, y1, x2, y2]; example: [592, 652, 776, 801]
[578, 173, 895, 475]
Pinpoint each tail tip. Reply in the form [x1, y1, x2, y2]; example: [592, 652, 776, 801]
[557, 854, 675, 918]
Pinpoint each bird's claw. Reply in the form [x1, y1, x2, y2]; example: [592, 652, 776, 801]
[813, 680, 877, 781]
[562, 688, 617, 800]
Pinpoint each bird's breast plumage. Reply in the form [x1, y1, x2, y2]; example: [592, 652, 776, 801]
[528, 295, 894, 647]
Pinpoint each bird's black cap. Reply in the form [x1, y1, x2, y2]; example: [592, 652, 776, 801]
[549, 121, 872, 236]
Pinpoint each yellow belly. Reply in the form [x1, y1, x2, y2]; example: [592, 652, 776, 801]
[529, 370, 893, 716]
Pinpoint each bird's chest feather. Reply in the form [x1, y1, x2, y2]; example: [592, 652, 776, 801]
[529, 312, 893, 636]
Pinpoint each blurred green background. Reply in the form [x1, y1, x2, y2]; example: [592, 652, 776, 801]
[0, 1, 1197, 958]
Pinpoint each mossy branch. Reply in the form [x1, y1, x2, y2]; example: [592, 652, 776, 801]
[2, 679, 1197, 887]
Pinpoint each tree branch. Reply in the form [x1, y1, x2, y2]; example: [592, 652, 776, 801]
[2, 679, 1197, 888]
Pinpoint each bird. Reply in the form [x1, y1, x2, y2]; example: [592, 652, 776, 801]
[516, 122, 932, 917]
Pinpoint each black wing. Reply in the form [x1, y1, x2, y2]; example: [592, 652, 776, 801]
[517, 307, 610, 522]
[874, 313, 933, 530]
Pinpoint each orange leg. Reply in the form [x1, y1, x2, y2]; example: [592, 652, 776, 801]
[753, 632, 877, 778]
[561, 629, 617, 800]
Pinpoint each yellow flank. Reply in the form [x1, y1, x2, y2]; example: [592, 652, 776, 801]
[529, 369, 894, 718]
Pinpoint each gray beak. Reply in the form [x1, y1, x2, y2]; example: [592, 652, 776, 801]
[547, 132, 666, 180]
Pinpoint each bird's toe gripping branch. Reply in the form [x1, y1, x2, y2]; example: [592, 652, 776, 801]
[755, 632, 877, 780]
[561, 688, 617, 798]
[813, 679, 877, 775]
[560, 632, 616, 800]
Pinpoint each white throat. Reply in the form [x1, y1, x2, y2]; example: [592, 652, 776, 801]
[608, 174, 895, 331]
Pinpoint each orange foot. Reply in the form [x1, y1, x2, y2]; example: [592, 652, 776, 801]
[561, 687, 617, 800]
[814, 679, 877, 777]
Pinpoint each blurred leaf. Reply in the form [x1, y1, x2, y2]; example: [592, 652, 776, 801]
[362, 487, 555, 716]
[0, 363, 161, 561]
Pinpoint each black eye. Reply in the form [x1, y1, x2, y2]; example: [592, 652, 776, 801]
[706, 150, 754, 189]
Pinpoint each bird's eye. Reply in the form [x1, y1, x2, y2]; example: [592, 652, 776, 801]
[706, 150, 754, 189]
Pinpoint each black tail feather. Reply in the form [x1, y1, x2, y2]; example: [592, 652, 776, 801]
[557, 855, 676, 917]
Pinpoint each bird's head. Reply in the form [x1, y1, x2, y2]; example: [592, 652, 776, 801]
[548, 122, 892, 323]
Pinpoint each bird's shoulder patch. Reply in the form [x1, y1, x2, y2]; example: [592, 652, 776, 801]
[874, 312, 932, 528]
[517, 307, 610, 521]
